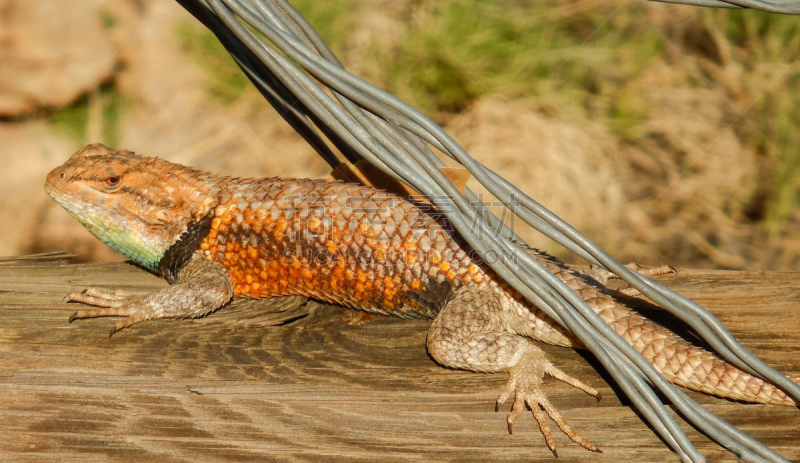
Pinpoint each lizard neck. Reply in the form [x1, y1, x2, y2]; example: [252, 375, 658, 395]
[157, 214, 214, 283]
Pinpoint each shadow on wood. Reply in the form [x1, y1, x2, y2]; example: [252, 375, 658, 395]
[0, 255, 798, 461]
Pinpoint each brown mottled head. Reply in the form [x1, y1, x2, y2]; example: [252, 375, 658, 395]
[45, 144, 220, 270]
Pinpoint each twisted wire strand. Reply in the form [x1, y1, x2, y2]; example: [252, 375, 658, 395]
[175, 0, 800, 461]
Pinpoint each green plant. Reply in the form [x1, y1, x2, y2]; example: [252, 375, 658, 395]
[50, 82, 126, 147]
[178, 24, 251, 104]
[376, 1, 664, 125]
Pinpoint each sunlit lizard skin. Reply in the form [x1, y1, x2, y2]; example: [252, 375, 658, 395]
[45, 144, 800, 456]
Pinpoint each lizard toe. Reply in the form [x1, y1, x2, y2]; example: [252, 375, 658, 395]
[109, 316, 144, 337]
[69, 306, 138, 322]
[65, 287, 128, 308]
[500, 350, 600, 455]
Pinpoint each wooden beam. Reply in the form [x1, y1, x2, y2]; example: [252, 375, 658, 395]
[0, 257, 798, 461]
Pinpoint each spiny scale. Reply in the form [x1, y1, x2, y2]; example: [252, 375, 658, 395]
[199, 176, 488, 318]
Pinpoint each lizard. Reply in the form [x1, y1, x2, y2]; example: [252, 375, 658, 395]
[44, 143, 800, 456]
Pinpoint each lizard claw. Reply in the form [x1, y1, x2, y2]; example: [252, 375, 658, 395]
[495, 374, 516, 413]
[109, 316, 144, 337]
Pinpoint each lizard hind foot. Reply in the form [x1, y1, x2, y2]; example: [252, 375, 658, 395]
[496, 350, 601, 456]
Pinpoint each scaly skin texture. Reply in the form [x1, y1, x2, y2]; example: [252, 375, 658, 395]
[45, 144, 800, 456]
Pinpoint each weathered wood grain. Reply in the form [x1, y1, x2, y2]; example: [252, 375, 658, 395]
[0, 257, 799, 462]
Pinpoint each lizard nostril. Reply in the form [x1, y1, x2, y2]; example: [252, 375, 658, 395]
[60, 172, 66, 179]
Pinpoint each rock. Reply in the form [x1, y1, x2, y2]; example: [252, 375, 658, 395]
[0, 0, 120, 115]
[445, 99, 627, 257]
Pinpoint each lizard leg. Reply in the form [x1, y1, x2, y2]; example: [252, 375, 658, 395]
[427, 289, 600, 456]
[586, 262, 675, 286]
[66, 254, 233, 335]
[586, 263, 675, 297]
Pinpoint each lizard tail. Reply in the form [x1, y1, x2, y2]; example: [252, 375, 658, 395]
[511, 245, 795, 405]
[595, 298, 797, 406]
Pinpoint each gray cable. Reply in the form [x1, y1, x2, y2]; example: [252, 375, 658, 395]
[650, 0, 800, 13]
[202, 4, 702, 455]
[228, 0, 800, 394]
[191, 0, 792, 460]
[256, 0, 800, 398]
[175, 0, 799, 460]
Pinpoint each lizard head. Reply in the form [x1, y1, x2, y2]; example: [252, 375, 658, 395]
[45, 144, 219, 271]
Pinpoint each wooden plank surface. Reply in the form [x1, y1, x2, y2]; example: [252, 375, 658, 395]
[1, 256, 799, 462]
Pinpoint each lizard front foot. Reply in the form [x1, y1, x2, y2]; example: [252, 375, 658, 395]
[66, 287, 132, 308]
[496, 349, 601, 456]
[66, 287, 147, 336]
[62, 254, 234, 337]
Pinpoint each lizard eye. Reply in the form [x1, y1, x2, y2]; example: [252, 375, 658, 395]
[90, 160, 129, 191]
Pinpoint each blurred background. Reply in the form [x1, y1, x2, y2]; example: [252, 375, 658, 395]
[2, 0, 800, 270]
